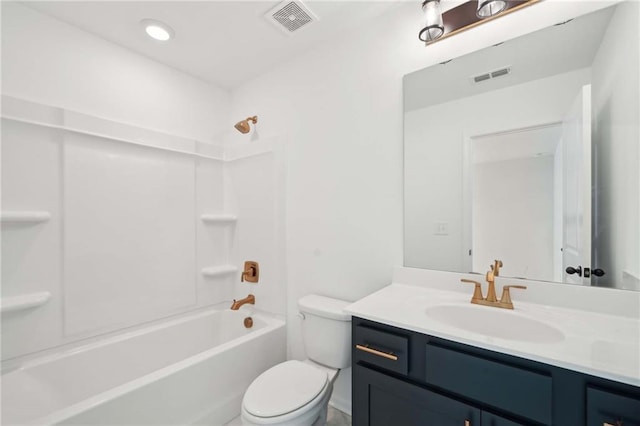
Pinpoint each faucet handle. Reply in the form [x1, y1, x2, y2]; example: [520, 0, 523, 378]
[491, 259, 503, 276]
[499, 285, 527, 308]
[486, 270, 495, 282]
[241, 261, 259, 283]
[461, 279, 484, 301]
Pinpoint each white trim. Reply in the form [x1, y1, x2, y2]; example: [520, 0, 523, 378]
[1, 292, 51, 313]
[1, 211, 51, 224]
[328, 398, 352, 418]
[2, 115, 225, 161]
[2, 95, 277, 162]
[201, 266, 238, 278]
[200, 214, 237, 224]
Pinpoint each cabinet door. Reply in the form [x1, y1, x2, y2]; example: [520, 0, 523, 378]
[587, 387, 640, 426]
[353, 365, 480, 426]
[481, 412, 527, 426]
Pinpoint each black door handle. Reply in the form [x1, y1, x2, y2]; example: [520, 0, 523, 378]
[566, 266, 582, 276]
[592, 268, 606, 277]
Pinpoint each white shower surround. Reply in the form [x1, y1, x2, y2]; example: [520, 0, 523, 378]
[1, 96, 285, 361]
[1, 308, 286, 425]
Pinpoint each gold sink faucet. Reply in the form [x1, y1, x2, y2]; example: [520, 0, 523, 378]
[461, 260, 526, 309]
[230, 294, 255, 310]
[491, 259, 503, 276]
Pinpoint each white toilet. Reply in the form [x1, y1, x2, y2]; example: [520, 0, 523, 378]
[241, 295, 351, 426]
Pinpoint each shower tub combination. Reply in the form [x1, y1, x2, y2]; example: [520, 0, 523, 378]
[1, 308, 285, 425]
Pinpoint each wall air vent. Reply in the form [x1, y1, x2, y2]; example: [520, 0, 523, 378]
[265, 1, 317, 36]
[472, 66, 512, 84]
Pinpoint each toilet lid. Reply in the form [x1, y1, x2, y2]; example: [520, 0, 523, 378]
[243, 360, 328, 418]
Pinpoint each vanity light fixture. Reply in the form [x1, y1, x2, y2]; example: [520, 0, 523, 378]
[419, 0, 445, 42]
[476, 0, 508, 18]
[141, 19, 174, 41]
[419, 0, 539, 45]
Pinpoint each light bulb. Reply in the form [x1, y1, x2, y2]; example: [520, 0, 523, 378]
[419, 0, 444, 42]
[141, 19, 174, 41]
[477, 0, 507, 18]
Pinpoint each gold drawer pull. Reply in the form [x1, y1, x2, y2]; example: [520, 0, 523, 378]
[355, 344, 398, 361]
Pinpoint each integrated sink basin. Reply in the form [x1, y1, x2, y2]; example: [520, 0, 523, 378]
[426, 304, 565, 344]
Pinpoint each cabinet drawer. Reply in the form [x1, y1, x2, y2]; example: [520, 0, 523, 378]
[425, 343, 552, 425]
[482, 412, 527, 426]
[354, 365, 481, 426]
[587, 387, 640, 426]
[354, 324, 409, 375]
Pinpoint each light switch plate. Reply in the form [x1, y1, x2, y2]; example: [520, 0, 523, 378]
[434, 222, 449, 235]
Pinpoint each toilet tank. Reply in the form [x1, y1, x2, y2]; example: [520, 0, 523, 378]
[298, 295, 352, 369]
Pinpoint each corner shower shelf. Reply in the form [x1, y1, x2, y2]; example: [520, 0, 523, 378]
[200, 214, 237, 224]
[1, 211, 51, 224]
[1, 292, 51, 314]
[201, 265, 238, 278]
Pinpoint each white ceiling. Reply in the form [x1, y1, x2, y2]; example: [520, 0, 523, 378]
[404, 4, 615, 112]
[472, 124, 562, 164]
[25, 1, 401, 89]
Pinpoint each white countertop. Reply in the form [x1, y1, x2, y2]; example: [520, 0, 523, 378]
[345, 282, 640, 387]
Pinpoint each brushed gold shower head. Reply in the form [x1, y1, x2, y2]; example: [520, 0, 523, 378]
[234, 116, 258, 134]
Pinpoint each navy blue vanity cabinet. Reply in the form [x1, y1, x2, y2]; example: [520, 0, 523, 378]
[481, 412, 527, 426]
[352, 317, 640, 426]
[587, 387, 640, 426]
[355, 365, 480, 426]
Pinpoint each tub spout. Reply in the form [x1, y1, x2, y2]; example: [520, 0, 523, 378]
[230, 294, 255, 310]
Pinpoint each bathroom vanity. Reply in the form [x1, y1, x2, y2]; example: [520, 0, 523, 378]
[346, 269, 640, 426]
[386, 1, 640, 423]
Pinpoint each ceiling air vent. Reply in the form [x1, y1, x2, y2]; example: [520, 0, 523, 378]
[474, 73, 491, 83]
[266, 1, 317, 36]
[472, 66, 512, 84]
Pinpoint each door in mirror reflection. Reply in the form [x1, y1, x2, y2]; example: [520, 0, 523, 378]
[561, 85, 592, 285]
[470, 125, 557, 283]
[468, 85, 593, 285]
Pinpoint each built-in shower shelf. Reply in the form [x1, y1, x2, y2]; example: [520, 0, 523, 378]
[201, 265, 238, 278]
[1, 292, 51, 314]
[201, 214, 237, 224]
[1, 211, 51, 224]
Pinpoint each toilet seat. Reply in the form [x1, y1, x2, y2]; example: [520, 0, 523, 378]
[243, 360, 329, 418]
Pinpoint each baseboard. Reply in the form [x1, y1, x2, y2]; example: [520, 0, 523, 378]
[329, 397, 352, 417]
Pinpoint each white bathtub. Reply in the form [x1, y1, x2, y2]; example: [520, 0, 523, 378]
[1, 308, 286, 425]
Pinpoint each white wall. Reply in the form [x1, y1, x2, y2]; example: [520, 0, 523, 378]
[0, 97, 237, 360]
[1, 3, 234, 360]
[226, 140, 287, 317]
[473, 156, 555, 281]
[2, 0, 623, 410]
[405, 69, 590, 273]
[1, 2, 230, 142]
[591, 0, 640, 290]
[1, 4, 287, 362]
[1, 98, 288, 362]
[229, 0, 614, 413]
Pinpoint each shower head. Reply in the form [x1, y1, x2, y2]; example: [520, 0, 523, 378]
[234, 116, 258, 134]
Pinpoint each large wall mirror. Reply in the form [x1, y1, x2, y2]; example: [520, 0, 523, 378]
[404, 1, 639, 291]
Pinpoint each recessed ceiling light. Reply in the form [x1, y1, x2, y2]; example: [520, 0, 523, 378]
[140, 19, 174, 41]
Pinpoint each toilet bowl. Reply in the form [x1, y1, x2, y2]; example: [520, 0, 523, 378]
[241, 360, 338, 425]
[240, 295, 351, 426]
